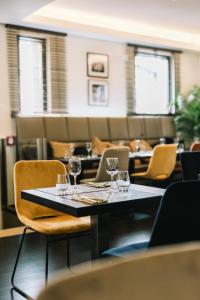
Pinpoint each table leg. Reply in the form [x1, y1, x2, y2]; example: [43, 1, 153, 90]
[129, 157, 135, 183]
[90, 213, 110, 260]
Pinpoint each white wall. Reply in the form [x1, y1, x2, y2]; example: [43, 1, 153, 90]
[180, 52, 200, 94]
[67, 35, 127, 116]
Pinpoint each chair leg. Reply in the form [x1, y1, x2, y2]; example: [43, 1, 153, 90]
[11, 227, 34, 300]
[45, 236, 49, 286]
[66, 235, 70, 270]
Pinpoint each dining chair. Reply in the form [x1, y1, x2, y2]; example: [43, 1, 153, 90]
[180, 151, 200, 180]
[82, 146, 130, 183]
[103, 180, 200, 257]
[190, 141, 200, 152]
[36, 242, 200, 300]
[131, 144, 177, 182]
[12, 160, 91, 299]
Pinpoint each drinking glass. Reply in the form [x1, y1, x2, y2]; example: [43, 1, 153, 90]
[106, 157, 119, 189]
[179, 143, 185, 153]
[68, 158, 82, 192]
[86, 142, 92, 157]
[116, 171, 130, 192]
[160, 137, 166, 145]
[56, 174, 69, 196]
[135, 139, 141, 152]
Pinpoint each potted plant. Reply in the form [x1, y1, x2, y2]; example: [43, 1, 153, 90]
[174, 85, 200, 146]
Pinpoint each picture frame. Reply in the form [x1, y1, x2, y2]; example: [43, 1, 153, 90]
[88, 80, 109, 106]
[87, 52, 109, 78]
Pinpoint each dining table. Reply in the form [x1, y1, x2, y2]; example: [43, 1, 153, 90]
[21, 183, 165, 259]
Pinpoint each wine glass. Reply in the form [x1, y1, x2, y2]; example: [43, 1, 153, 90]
[68, 158, 82, 192]
[86, 142, 92, 157]
[106, 157, 119, 190]
[56, 174, 68, 196]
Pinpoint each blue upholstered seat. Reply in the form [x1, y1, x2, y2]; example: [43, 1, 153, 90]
[103, 180, 200, 258]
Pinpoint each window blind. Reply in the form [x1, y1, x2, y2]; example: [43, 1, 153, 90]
[126, 45, 135, 115]
[6, 25, 67, 115]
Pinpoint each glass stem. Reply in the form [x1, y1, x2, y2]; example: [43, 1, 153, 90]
[111, 174, 114, 189]
[74, 175, 77, 189]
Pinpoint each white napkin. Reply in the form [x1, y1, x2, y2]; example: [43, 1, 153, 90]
[72, 195, 107, 205]
[84, 182, 110, 188]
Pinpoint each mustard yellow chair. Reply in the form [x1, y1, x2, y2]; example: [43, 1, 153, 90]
[12, 160, 90, 299]
[131, 144, 177, 181]
[37, 242, 200, 300]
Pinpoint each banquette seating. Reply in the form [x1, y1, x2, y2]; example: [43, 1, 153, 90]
[15, 116, 176, 160]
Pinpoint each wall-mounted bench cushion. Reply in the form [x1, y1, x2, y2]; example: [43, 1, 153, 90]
[88, 118, 110, 141]
[44, 117, 69, 141]
[161, 116, 176, 138]
[108, 117, 129, 141]
[16, 117, 45, 139]
[49, 141, 70, 158]
[67, 117, 90, 142]
[127, 117, 146, 140]
[92, 137, 116, 155]
[144, 117, 162, 145]
[129, 139, 152, 152]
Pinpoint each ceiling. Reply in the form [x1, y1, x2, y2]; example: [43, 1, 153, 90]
[1, 0, 200, 51]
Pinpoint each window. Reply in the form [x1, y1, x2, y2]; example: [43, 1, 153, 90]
[18, 36, 47, 114]
[135, 49, 172, 114]
[126, 44, 180, 115]
[6, 25, 67, 116]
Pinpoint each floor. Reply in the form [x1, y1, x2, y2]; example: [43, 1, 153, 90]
[0, 208, 154, 300]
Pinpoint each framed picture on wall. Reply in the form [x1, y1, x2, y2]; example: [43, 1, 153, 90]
[87, 52, 109, 78]
[88, 80, 109, 106]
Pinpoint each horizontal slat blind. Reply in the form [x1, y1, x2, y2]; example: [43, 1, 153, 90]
[6, 27, 20, 113]
[6, 25, 67, 115]
[126, 45, 135, 115]
[49, 36, 67, 113]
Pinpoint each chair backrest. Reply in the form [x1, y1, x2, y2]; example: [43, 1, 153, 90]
[149, 180, 200, 247]
[94, 147, 129, 182]
[145, 144, 177, 180]
[37, 242, 200, 300]
[190, 141, 200, 152]
[180, 151, 200, 180]
[14, 160, 66, 219]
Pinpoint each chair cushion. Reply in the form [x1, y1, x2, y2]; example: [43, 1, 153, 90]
[49, 141, 70, 158]
[129, 139, 152, 152]
[19, 214, 91, 235]
[102, 241, 149, 257]
[92, 137, 116, 155]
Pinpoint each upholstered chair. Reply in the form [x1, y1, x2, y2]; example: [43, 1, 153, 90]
[190, 141, 200, 152]
[82, 146, 129, 183]
[131, 144, 177, 181]
[180, 151, 200, 180]
[37, 242, 200, 300]
[12, 160, 90, 299]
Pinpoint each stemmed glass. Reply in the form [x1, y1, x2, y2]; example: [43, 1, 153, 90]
[106, 157, 119, 190]
[68, 158, 82, 192]
[86, 142, 92, 157]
